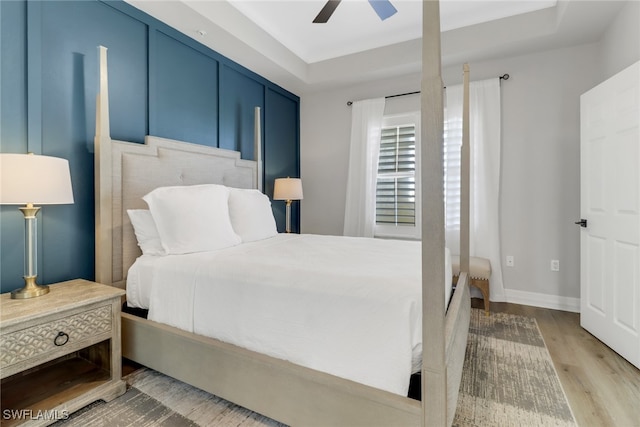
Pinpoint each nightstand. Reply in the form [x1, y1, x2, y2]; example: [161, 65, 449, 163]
[0, 279, 126, 426]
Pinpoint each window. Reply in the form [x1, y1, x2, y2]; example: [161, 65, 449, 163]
[373, 110, 460, 239]
[374, 113, 420, 239]
[444, 112, 462, 231]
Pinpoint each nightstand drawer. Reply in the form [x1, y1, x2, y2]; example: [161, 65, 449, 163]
[0, 304, 112, 370]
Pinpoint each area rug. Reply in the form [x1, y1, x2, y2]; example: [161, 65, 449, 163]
[452, 309, 577, 426]
[55, 309, 576, 426]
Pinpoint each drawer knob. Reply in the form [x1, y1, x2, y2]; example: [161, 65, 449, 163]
[54, 331, 69, 346]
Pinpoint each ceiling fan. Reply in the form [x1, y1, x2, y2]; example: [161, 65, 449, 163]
[313, 0, 398, 23]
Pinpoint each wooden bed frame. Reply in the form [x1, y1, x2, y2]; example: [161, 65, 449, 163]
[94, 3, 471, 425]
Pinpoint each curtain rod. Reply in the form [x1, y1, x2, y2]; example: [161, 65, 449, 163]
[346, 73, 509, 106]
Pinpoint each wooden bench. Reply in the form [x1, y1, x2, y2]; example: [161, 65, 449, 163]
[451, 255, 491, 315]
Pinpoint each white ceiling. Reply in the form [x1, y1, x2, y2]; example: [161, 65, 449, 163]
[125, 0, 626, 93]
[226, 0, 558, 64]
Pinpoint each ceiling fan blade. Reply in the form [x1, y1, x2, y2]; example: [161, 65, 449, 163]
[368, 0, 397, 21]
[313, 0, 342, 23]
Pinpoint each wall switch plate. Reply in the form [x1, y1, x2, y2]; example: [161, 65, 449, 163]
[506, 256, 514, 267]
[551, 259, 560, 271]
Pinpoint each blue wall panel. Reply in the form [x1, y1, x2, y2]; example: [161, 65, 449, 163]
[0, 0, 27, 153]
[0, 0, 299, 293]
[0, 0, 29, 290]
[41, 1, 149, 144]
[219, 64, 264, 160]
[151, 31, 218, 147]
[265, 88, 300, 233]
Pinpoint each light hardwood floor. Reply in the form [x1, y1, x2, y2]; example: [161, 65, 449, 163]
[476, 299, 640, 427]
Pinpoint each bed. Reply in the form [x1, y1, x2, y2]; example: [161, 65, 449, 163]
[126, 232, 453, 397]
[94, 3, 472, 425]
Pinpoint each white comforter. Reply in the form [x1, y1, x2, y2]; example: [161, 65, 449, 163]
[127, 233, 452, 396]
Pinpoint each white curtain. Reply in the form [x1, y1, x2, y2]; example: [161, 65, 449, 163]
[445, 79, 505, 301]
[343, 98, 386, 237]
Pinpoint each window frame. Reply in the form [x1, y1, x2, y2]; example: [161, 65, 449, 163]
[374, 112, 421, 240]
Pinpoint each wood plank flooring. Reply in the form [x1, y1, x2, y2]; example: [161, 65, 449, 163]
[476, 299, 640, 427]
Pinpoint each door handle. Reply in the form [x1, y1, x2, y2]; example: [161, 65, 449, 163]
[574, 219, 587, 228]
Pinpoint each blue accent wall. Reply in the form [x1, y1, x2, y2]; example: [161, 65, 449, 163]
[265, 88, 301, 233]
[0, 0, 300, 293]
[0, 0, 29, 290]
[151, 31, 218, 146]
[219, 65, 265, 161]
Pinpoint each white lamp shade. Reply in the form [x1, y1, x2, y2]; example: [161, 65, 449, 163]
[273, 177, 303, 201]
[0, 153, 74, 205]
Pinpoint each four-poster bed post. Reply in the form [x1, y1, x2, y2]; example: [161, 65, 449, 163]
[95, 45, 113, 288]
[254, 106, 263, 192]
[421, 2, 471, 424]
[460, 63, 471, 276]
[420, 0, 447, 423]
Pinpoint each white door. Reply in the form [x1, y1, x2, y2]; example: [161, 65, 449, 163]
[580, 61, 640, 369]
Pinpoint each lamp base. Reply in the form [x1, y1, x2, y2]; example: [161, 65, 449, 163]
[11, 276, 50, 299]
[285, 199, 292, 233]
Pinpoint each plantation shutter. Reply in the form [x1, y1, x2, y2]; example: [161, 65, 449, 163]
[375, 124, 416, 226]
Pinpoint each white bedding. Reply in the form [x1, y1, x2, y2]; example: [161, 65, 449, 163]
[126, 233, 452, 396]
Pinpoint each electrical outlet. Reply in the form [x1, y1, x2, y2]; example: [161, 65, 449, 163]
[551, 260, 560, 271]
[506, 256, 514, 267]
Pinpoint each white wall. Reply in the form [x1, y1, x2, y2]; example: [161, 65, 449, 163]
[301, 43, 600, 311]
[599, 0, 640, 79]
[478, 45, 599, 309]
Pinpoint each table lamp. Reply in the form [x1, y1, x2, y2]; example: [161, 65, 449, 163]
[0, 153, 74, 299]
[273, 177, 303, 233]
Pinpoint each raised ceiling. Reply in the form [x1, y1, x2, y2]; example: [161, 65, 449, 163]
[226, 0, 557, 64]
[125, 0, 626, 93]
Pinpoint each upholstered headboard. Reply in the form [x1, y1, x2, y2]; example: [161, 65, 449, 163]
[94, 47, 260, 288]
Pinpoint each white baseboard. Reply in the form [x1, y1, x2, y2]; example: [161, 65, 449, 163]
[502, 289, 580, 313]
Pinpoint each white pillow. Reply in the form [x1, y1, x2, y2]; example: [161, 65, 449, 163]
[228, 188, 278, 242]
[143, 184, 241, 254]
[127, 209, 165, 256]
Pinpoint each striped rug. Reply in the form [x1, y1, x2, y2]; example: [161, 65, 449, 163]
[55, 309, 576, 426]
[453, 309, 577, 426]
